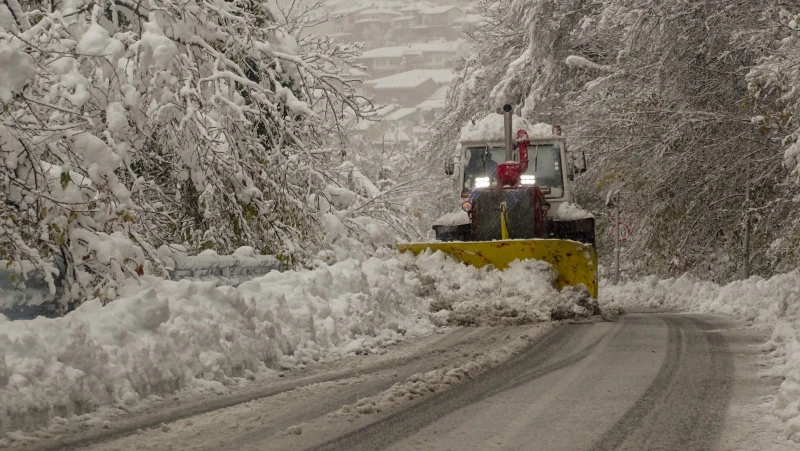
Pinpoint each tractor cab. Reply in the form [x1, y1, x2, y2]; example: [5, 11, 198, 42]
[460, 130, 568, 201]
[435, 107, 595, 247]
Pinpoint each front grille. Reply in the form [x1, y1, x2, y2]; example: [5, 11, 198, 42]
[472, 188, 537, 241]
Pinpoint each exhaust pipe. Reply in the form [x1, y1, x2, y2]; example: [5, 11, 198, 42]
[503, 104, 513, 161]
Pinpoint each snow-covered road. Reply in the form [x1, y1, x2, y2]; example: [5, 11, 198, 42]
[310, 314, 792, 451]
[10, 314, 796, 451]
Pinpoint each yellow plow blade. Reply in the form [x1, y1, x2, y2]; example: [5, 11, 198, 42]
[396, 240, 598, 298]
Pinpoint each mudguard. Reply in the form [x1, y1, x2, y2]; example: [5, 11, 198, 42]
[396, 239, 598, 298]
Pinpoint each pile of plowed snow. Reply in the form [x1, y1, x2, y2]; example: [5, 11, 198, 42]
[600, 273, 800, 442]
[0, 258, 425, 436]
[0, 249, 600, 436]
[415, 253, 604, 326]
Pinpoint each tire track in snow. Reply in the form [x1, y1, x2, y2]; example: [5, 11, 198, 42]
[589, 315, 733, 451]
[40, 328, 482, 451]
[310, 315, 734, 451]
[309, 321, 615, 451]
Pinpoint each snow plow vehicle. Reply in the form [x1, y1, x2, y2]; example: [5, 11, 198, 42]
[397, 105, 598, 297]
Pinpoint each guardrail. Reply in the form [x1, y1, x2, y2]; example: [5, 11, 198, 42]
[0, 247, 283, 321]
[0, 267, 60, 320]
[159, 247, 283, 285]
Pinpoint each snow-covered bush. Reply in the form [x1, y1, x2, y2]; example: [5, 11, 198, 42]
[0, 0, 369, 305]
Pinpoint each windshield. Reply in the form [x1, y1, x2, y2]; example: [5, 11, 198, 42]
[463, 145, 563, 197]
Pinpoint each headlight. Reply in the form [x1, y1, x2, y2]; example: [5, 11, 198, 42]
[462, 201, 473, 212]
[521, 175, 536, 185]
[542, 202, 551, 214]
[475, 177, 490, 188]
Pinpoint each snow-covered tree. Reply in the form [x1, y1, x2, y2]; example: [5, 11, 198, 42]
[429, 0, 795, 282]
[566, 0, 792, 281]
[0, 0, 369, 306]
[747, 6, 800, 274]
[328, 120, 430, 244]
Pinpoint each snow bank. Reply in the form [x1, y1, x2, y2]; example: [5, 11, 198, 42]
[600, 272, 800, 441]
[413, 251, 601, 326]
[0, 256, 433, 436]
[0, 246, 601, 436]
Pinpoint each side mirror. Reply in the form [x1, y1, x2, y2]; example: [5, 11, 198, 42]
[444, 156, 455, 176]
[580, 151, 588, 173]
[571, 151, 588, 176]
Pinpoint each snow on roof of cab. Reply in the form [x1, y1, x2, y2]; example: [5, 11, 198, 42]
[459, 114, 556, 143]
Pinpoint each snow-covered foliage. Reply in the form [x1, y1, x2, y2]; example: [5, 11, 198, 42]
[430, 0, 798, 283]
[565, 0, 788, 282]
[341, 121, 433, 241]
[0, 0, 370, 304]
[601, 273, 800, 442]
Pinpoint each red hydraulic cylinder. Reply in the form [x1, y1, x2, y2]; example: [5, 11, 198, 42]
[496, 130, 530, 187]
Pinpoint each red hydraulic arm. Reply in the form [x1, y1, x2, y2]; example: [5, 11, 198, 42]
[496, 130, 530, 187]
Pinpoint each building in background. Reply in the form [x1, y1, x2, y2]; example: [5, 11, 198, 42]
[306, 1, 474, 157]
